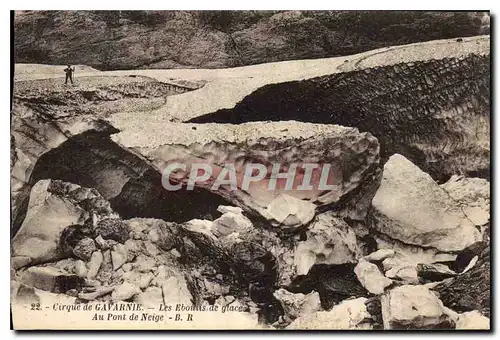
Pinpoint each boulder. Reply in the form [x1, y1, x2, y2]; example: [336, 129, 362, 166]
[364, 249, 395, 262]
[354, 259, 393, 295]
[441, 175, 490, 227]
[111, 244, 128, 270]
[74, 260, 87, 278]
[266, 194, 316, 230]
[87, 251, 103, 279]
[287, 297, 372, 329]
[111, 282, 141, 301]
[94, 218, 130, 244]
[72, 237, 97, 261]
[384, 266, 419, 284]
[294, 212, 362, 275]
[381, 285, 454, 329]
[133, 255, 157, 273]
[212, 211, 253, 237]
[375, 236, 457, 266]
[273, 289, 321, 321]
[217, 205, 243, 215]
[161, 275, 193, 305]
[12, 180, 87, 265]
[371, 154, 482, 252]
[11, 256, 31, 270]
[455, 311, 490, 330]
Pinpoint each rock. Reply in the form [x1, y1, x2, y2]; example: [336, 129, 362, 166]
[441, 175, 490, 226]
[463, 206, 489, 226]
[138, 273, 154, 289]
[212, 212, 253, 237]
[111, 282, 141, 301]
[18, 266, 85, 293]
[417, 263, 456, 281]
[133, 255, 157, 273]
[287, 297, 372, 329]
[455, 311, 490, 330]
[161, 275, 193, 305]
[111, 244, 128, 270]
[294, 212, 361, 275]
[59, 224, 93, 256]
[354, 259, 393, 295]
[267, 194, 316, 229]
[184, 219, 214, 237]
[217, 205, 243, 215]
[78, 286, 114, 301]
[433, 247, 490, 317]
[111, 121, 381, 228]
[94, 218, 130, 244]
[94, 235, 109, 250]
[122, 263, 132, 272]
[123, 239, 141, 261]
[134, 287, 163, 309]
[364, 249, 395, 262]
[72, 237, 97, 261]
[371, 154, 482, 252]
[381, 285, 454, 329]
[74, 260, 87, 278]
[126, 219, 150, 234]
[143, 241, 160, 257]
[87, 251, 103, 279]
[200, 278, 230, 297]
[385, 266, 419, 284]
[11, 256, 31, 270]
[12, 180, 87, 265]
[376, 236, 457, 266]
[273, 289, 321, 321]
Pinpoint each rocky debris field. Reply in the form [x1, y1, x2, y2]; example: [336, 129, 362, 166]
[11, 36, 490, 330]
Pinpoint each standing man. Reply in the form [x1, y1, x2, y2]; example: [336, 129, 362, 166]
[64, 65, 75, 84]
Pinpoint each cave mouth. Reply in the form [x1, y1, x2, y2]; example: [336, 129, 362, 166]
[24, 130, 231, 229]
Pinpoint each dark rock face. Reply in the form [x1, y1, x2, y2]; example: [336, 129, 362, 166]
[14, 11, 488, 70]
[433, 246, 490, 317]
[190, 55, 490, 182]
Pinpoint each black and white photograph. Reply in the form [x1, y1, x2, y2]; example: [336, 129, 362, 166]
[9, 10, 491, 330]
